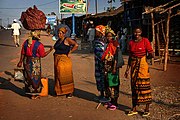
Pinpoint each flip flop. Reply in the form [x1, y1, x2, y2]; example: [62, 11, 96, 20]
[127, 111, 138, 116]
[107, 104, 117, 111]
[31, 96, 40, 100]
[142, 112, 150, 117]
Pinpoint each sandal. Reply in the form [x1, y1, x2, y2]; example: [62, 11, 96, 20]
[66, 93, 73, 98]
[127, 111, 138, 116]
[107, 104, 117, 111]
[142, 112, 150, 117]
[31, 96, 40, 100]
[104, 102, 111, 108]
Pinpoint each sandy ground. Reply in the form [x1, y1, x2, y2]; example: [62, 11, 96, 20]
[0, 29, 179, 120]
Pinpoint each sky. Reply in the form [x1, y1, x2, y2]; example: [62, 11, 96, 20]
[0, 0, 121, 27]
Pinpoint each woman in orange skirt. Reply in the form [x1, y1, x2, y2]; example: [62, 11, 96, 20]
[53, 27, 78, 98]
[124, 26, 154, 117]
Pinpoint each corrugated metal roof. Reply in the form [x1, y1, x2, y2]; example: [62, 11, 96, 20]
[85, 6, 124, 19]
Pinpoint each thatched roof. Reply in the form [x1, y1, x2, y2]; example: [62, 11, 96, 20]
[85, 6, 124, 19]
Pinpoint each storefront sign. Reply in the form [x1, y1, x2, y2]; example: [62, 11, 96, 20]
[59, 0, 87, 14]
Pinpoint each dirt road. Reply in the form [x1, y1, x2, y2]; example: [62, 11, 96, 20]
[0, 29, 179, 120]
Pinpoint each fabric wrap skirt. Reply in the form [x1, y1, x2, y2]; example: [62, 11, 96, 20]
[130, 56, 152, 106]
[23, 56, 42, 95]
[54, 54, 74, 95]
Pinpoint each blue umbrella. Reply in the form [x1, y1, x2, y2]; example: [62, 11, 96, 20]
[52, 24, 71, 41]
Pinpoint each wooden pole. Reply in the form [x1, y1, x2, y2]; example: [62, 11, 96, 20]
[156, 23, 160, 59]
[151, 12, 155, 65]
[161, 20, 167, 43]
[163, 9, 171, 71]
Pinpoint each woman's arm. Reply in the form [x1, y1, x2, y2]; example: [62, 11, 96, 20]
[17, 54, 25, 67]
[38, 44, 53, 58]
[112, 60, 117, 74]
[145, 38, 154, 59]
[67, 38, 78, 55]
[124, 56, 131, 78]
[43, 46, 54, 57]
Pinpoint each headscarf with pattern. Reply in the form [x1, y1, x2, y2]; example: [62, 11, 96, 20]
[95, 25, 106, 36]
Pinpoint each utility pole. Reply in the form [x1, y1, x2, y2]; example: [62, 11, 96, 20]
[95, 0, 98, 14]
[0, 19, 2, 26]
[110, 1, 112, 10]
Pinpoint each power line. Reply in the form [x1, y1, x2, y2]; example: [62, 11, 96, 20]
[37, 0, 58, 7]
[0, 0, 58, 9]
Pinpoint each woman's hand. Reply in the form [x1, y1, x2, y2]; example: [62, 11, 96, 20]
[50, 46, 54, 51]
[124, 70, 129, 79]
[68, 52, 72, 58]
[112, 68, 116, 74]
[17, 61, 22, 68]
[68, 54, 71, 58]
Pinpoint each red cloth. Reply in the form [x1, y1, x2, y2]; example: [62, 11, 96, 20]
[20, 5, 46, 30]
[21, 40, 45, 57]
[129, 37, 153, 58]
[101, 40, 118, 60]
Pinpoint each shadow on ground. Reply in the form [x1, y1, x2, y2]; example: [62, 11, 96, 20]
[0, 77, 26, 96]
[0, 44, 15, 47]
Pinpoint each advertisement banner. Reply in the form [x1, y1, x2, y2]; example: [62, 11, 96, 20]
[59, 0, 87, 14]
[46, 16, 56, 24]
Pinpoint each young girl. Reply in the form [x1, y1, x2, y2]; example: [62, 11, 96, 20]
[101, 28, 120, 110]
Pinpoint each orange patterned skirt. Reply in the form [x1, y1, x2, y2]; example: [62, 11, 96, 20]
[130, 56, 152, 105]
[54, 54, 74, 96]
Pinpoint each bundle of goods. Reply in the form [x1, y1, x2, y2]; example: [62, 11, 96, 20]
[20, 5, 46, 30]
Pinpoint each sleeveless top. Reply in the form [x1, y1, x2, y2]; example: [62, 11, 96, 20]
[54, 37, 71, 55]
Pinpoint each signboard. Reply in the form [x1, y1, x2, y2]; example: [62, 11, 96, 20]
[59, 0, 87, 14]
[46, 16, 56, 24]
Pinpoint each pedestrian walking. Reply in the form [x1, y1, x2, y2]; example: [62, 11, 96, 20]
[17, 30, 53, 99]
[124, 26, 154, 117]
[87, 24, 95, 52]
[53, 27, 78, 98]
[46, 24, 51, 36]
[11, 19, 21, 47]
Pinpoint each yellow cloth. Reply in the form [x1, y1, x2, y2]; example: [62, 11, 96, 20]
[130, 56, 152, 105]
[131, 56, 150, 79]
[54, 54, 74, 95]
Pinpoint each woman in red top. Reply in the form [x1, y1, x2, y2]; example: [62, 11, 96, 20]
[17, 30, 53, 99]
[124, 27, 154, 117]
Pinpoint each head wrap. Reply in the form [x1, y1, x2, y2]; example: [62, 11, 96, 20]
[95, 25, 106, 36]
[105, 26, 116, 36]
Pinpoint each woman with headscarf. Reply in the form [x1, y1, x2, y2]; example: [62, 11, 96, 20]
[124, 26, 153, 117]
[93, 25, 107, 100]
[17, 30, 53, 99]
[53, 27, 78, 98]
[101, 27, 120, 110]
